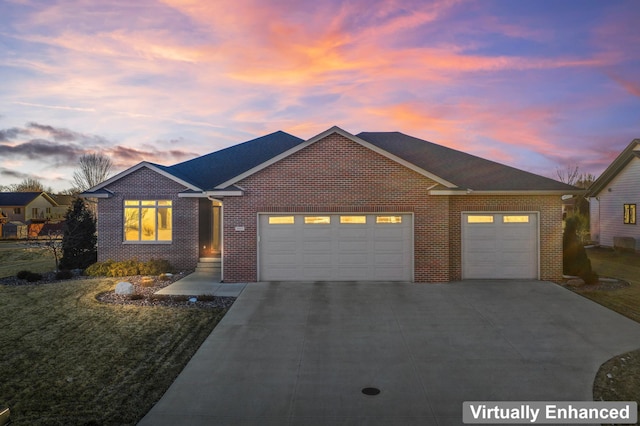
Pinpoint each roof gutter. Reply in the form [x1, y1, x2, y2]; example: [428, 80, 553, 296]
[79, 189, 114, 199]
[429, 189, 586, 196]
[178, 189, 244, 198]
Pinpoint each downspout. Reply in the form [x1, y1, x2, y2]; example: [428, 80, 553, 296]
[596, 196, 600, 245]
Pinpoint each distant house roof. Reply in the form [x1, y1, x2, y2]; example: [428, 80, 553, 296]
[83, 126, 579, 197]
[587, 139, 640, 197]
[0, 192, 55, 207]
[49, 194, 74, 206]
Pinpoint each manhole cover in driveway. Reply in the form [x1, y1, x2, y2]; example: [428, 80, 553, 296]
[361, 387, 381, 396]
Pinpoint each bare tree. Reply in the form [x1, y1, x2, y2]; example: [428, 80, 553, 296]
[575, 173, 596, 189]
[555, 164, 580, 186]
[72, 153, 113, 191]
[11, 177, 52, 192]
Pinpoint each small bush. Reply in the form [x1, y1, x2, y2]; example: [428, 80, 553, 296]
[85, 259, 174, 277]
[55, 270, 74, 280]
[139, 259, 173, 276]
[16, 270, 30, 280]
[16, 270, 43, 282]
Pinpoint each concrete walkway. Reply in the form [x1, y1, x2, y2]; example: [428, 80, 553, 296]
[139, 280, 640, 425]
[154, 271, 246, 298]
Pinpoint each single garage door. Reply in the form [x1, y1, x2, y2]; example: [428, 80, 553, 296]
[462, 212, 538, 279]
[259, 213, 413, 281]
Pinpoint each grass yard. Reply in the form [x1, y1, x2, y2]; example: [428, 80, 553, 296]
[0, 278, 226, 425]
[581, 247, 640, 322]
[575, 247, 640, 412]
[0, 242, 56, 278]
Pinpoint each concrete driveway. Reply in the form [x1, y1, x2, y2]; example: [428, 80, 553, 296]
[139, 280, 640, 426]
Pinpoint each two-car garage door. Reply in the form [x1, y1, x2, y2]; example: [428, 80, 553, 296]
[258, 213, 413, 281]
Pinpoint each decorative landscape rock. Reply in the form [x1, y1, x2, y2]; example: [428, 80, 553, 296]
[140, 276, 155, 287]
[115, 281, 134, 295]
[566, 278, 585, 287]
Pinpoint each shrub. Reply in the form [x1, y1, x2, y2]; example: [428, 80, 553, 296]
[59, 198, 97, 270]
[85, 259, 174, 277]
[55, 270, 74, 280]
[16, 270, 42, 282]
[139, 259, 172, 276]
[16, 270, 30, 280]
[563, 216, 599, 284]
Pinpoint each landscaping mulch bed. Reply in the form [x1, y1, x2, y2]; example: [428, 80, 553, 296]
[0, 271, 235, 310]
[96, 273, 235, 309]
[561, 277, 630, 292]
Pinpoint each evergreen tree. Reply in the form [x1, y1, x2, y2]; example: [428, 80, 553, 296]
[563, 216, 598, 284]
[60, 198, 97, 270]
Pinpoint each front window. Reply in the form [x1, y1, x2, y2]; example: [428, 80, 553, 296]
[124, 200, 172, 242]
[624, 204, 636, 225]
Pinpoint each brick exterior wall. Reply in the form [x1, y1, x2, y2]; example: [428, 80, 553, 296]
[96, 167, 199, 270]
[222, 133, 564, 283]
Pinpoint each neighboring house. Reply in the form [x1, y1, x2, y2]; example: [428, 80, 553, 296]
[0, 192, 68, 223]
[49, 194, 74, 219]
[82, 126, 578, 283]
[588, 138, 640, 251]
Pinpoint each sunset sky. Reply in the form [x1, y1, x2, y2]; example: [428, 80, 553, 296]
[1, 0, 638, 192]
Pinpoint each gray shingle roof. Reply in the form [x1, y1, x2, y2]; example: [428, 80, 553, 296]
[165, 130, 304, 190]
[357, 131, 576, 191]
[0, 192, 42, 206]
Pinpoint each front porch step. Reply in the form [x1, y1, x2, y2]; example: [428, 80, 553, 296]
[196, 257, 221, 273]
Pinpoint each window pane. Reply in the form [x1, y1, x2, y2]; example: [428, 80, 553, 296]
[125, 200, 139, 206]
[124, 208, 140, 241]
[269, 216, 294, 224]
[158, 200, 172, 206]
[141, 208, 156, 240]
[625, 204, 637, 224]
[304, 216, 331, 224]
[340, 216, 366, 224]
[467, 215, 494, 223]
[141, 200, 155, 206]
[376, 215, 402, 224]
[157, 207, 172, 241]
[503, 215, 529, 223]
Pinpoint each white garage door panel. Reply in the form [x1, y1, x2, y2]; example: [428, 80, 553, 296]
[463, 213, 538, 279]
[259, 213, 412, 281]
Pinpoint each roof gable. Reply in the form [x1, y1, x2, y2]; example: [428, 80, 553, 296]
[588, 139, 640, 196]
[215, 126, 457, 189]
[83, 131, 304, 196]
[84, 162, 202, 194]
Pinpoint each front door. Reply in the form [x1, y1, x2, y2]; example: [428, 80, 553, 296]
[199, 199, 221, 257]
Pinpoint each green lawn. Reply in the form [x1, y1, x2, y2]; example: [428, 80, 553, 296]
[577, 247, 640, 413]
[0, 278, 226, 425]
[0, 242, 56, 278]
[581, 247, 640, 322]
